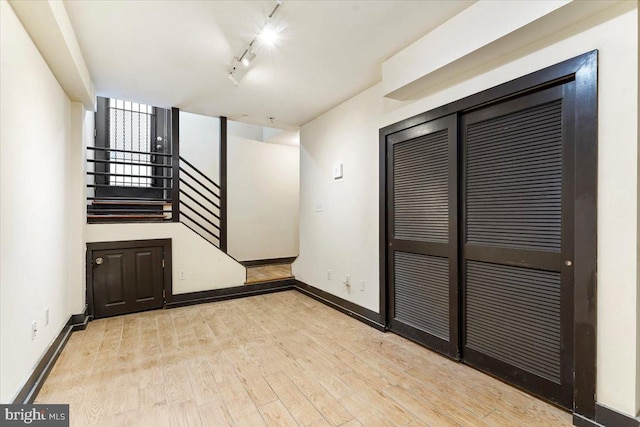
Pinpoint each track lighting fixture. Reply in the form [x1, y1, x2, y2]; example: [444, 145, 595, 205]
[240, 47, 256, 67]
[258, 26, 278, 46]
[228, 0, 283, 86]
[228, 72, 239, 86]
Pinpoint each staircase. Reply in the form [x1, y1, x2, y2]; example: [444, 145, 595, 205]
[86, 141, 174, 222]
[86, 139, 226, 249]
[85, 102, 295, 285]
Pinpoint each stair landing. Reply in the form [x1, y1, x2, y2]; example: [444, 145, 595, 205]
[245, 263, 294, 284]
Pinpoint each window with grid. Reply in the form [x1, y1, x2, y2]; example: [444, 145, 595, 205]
[108, 99, 154, 187]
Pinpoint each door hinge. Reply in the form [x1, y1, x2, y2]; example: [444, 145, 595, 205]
[163, 289, 166, 299]
[162, 259, 165, 268]
[94, 129, 97, 138]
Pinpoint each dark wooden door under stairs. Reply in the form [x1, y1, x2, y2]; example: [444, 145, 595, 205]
[91, 245, 165, 318]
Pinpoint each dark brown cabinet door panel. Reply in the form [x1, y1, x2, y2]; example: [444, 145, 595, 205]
[133, 248, 163, 302]
[92, 245, 164, 318]
[104, 253, 126, 307]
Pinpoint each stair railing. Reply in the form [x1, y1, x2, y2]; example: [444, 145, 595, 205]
[86, 146, 174, 221]
[178, 156, 223, 248]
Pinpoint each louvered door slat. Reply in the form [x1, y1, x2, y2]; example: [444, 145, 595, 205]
[394, 252, 449, 340]
[393, 129, 448, 243]
[466, 100, 562, 252]
[466, 261, 561, 382]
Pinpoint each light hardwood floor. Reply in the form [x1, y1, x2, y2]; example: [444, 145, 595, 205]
[35, 290, 572, 426]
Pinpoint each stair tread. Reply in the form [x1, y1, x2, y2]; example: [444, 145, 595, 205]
[245, 264, 293, 285]
[92, 200, 168, 206]
[88, 214, 166, 219]
[245, 275, 294, 285]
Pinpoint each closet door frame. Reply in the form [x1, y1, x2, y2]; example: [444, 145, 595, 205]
[379, 50, 597, 419]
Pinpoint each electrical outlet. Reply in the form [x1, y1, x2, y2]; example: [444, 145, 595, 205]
[327, 270, 332, 280]
[45, 308, 49, 326]
[359, 280, 365, 292]
[179, 270, 186, 280]
[31, 321, 37, 340]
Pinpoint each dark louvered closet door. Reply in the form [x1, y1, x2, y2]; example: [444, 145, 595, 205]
[387, 114, 459, 357]
[461, 85, 575, 409]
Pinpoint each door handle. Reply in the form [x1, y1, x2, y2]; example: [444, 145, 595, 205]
[94, 257, 104, 265]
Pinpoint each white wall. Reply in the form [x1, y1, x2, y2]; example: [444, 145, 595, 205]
[228, 120, 263, 142]
[637, 2, 640, 415]
[68, 104, 93, 314]
[294, 86, 382, 312]
[294, 1, 639, 417]
[0, 0, 74, 402]
[86, 223, 246, 294]
[228, 134, 300, 261]
[179, 111, 220, 182]
[9, 0, 95, 109]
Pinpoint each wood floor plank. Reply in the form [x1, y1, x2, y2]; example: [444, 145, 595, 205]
[167, 400, 202, 427]
[382, 385, 458, 427]
[218, 376, 264, 424]
[238, 372, 279, 407]
[139, 383, 167, 408]
[138, 405, 171, 427]
[340, 371, 414, 426]
[197, 401, 234, 427]
[34, 291, 572, 427]
[187, 358, 221, 406]
[264, 371, 325, 426]
[259, 400, 299, 427]
[163, 362, 194, 404]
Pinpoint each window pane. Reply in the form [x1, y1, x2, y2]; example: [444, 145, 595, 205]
[108, 98, 153, 187]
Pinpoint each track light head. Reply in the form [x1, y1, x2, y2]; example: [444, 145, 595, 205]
[228, 72, 239, 86]
[241, 49, 256, 67]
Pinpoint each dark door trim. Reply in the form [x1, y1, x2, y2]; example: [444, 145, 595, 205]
[171, 107, 180, 221]
[219, 116, 228, 252]
[86, 238, 172, 318]
[379, 50, 597, 420]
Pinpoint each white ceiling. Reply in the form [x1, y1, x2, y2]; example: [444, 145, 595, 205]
[64, 0, 473, 128]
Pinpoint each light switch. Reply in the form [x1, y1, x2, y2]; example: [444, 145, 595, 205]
[333, 162, 343, 180]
